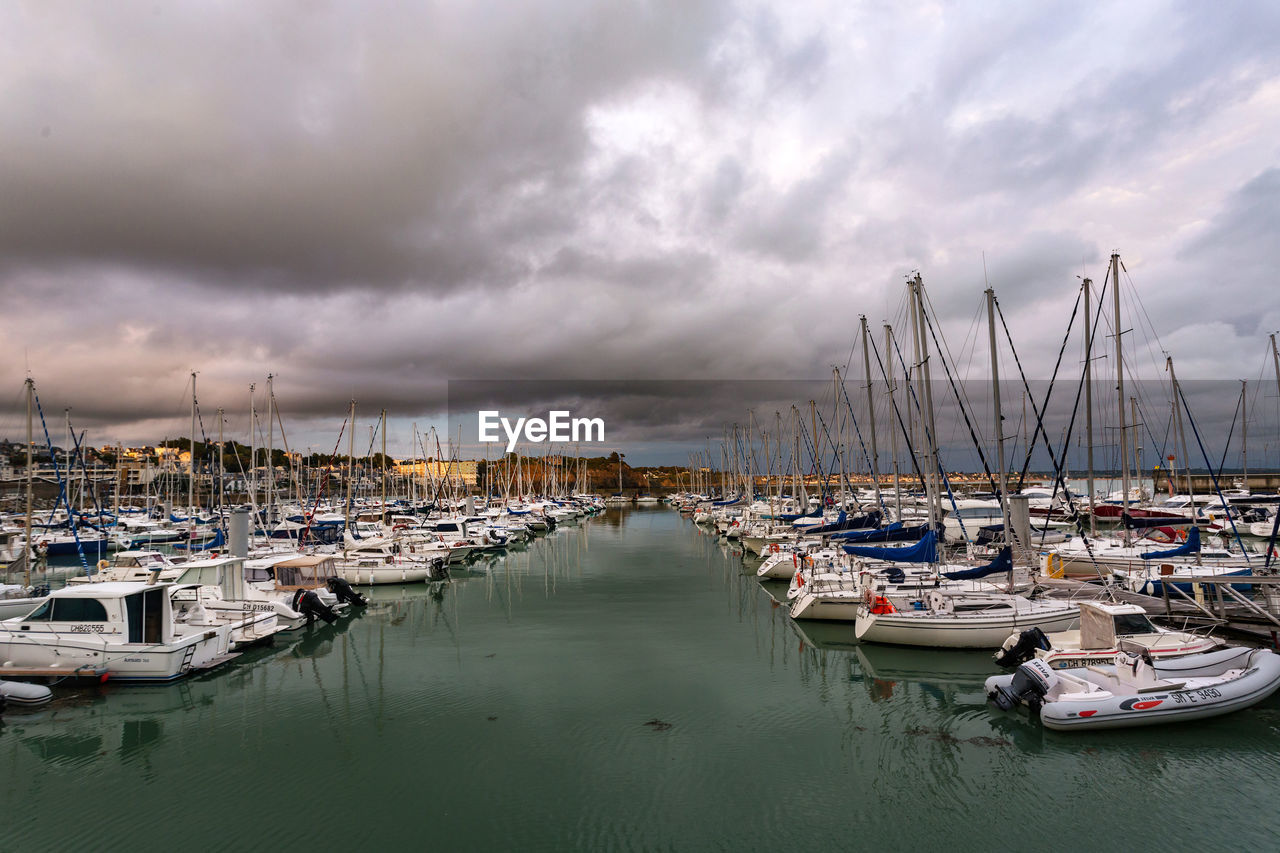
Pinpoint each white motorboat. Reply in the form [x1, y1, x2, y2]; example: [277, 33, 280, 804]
[993, 599, 1221, 669]
[987, 646, 1280, 730]
[0, 582, 245, 682]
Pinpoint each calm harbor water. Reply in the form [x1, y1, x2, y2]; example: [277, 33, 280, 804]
[4, 507, 1279, 851]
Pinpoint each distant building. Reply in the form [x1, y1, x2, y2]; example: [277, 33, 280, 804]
[395, 459, 478, 486]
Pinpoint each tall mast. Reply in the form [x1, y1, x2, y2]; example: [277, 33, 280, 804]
[987, 289, 1011, 546]
[1168, 356, 1193, 512]
[1111, 252, 1130, 545]
[217, 407, 225, 516]
[189, 371, 197, 543]
[1083, 278, 1096, 537]
[346, 399, 356, 543]
[380, 409, 387, 526]
[24, 378, 33, 587]
[860, 316, 882, 508]
[885, 324, 902, 519]
[909, 274, 940, 528]
[248, 383, 256, 510]
[266, 373, 274, 525]
[1241, 380, 1248, 485]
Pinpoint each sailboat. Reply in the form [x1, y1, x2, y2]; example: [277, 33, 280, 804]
[851, 283, 1079, 648]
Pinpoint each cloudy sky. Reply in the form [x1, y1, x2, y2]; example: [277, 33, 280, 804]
[2, 1, 1279, 464]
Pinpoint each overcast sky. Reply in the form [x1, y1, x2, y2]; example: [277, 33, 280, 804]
[2, 1, 1279, 464]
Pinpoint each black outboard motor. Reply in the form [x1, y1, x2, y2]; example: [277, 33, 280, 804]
[292, 589, 338, 625]
[993, 626, 1052, 669]
[326, 577, 369, 607]
[989, 659, 1057, 712]
[427, 558, 449, 582]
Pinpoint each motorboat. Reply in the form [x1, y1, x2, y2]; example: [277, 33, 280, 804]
[986, 646, 1280, 730]
[993, 599, 1221, 669]
[0, 582, 245, 682]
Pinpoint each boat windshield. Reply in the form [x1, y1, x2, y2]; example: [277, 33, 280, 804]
[1114, 612, 1157, 635]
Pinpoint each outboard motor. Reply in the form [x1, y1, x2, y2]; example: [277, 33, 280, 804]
[994, 626, 1052, 668]
[292, 589, 338, 625]
[989, 659, 1058, 712]
[427, 558, 449, 582]
[326, 577, 369, 607]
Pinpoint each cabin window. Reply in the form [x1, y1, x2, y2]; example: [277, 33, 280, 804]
[1113, 613, 1156, 634]
[24, 600, 53, 621]
[50, 598, 110, 622]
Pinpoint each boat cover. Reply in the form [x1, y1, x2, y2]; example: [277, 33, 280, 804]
[1140, 525, 1200, 560]
[844, 529, 937, 563]
[942, 546, 1012, 580]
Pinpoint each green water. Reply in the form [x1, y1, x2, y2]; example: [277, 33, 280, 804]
[3, 508, 1279, 852]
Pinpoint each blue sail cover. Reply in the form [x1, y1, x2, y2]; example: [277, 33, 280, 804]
[780, 504, 822, 522]
[831, 522, 927, 542]
[844, 529, 937, 563]
[1140, 525, 1201, 560]
[942, 546, 1012, 580]
[712, 498, 742, 507]
[173, 529, 226, 551]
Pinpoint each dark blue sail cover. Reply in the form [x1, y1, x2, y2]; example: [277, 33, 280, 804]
[844, 529, 937, 563]
[805, 510, 882, 535]
[831, 522, 927, 542]
[1140, 525, 1200, 560]
[942, 546, 1012, 580]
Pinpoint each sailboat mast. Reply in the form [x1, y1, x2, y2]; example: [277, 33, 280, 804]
[217, 408, 225, 515]
[987, 289, 1011, 545]
[346, 400, 356, 543]
[885, 324, 902, 519]
[860, 316, 882, 508]
[1241, 380, 1248, 485]
[24, 377, 33, 587]
[190, 371, 197, 542]
[1111, 252, 1130, 544]
[266, 373, 274, 526]
[381, 409, 387, 526]
[1083, 278, 1096, 537]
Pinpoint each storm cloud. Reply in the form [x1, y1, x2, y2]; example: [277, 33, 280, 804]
[1, 1, 1278, 462]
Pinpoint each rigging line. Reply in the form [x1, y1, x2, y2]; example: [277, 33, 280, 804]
[888, 328, 970, 539]
[867, 326, 927, 486]
[1214, 388, 1243, 480]
[1174, 381, 1250, 561]
[919, 302, 998, 493]
[1037, 275, 1112, 580]
[924, 287, 986, 435]
[1008, 282, 1083, 487]
[993, 289, 1077, 491]
[833, 376, 884, 513]
[31, 386, 91, 574]
[1118, 257, 1170, 377]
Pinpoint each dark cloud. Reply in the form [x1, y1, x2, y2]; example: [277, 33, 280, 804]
[0, 1, 1277, 463]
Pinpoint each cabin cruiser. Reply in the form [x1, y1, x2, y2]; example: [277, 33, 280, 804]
[994, 600, 1221, 669]
[0, 582, 248, 682]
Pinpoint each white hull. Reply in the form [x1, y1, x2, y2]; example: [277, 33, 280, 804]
[0, 631, 231, 682]
[855, 604, 1079, 649]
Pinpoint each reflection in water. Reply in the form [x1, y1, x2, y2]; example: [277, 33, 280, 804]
[2, 508, 1280, 851]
